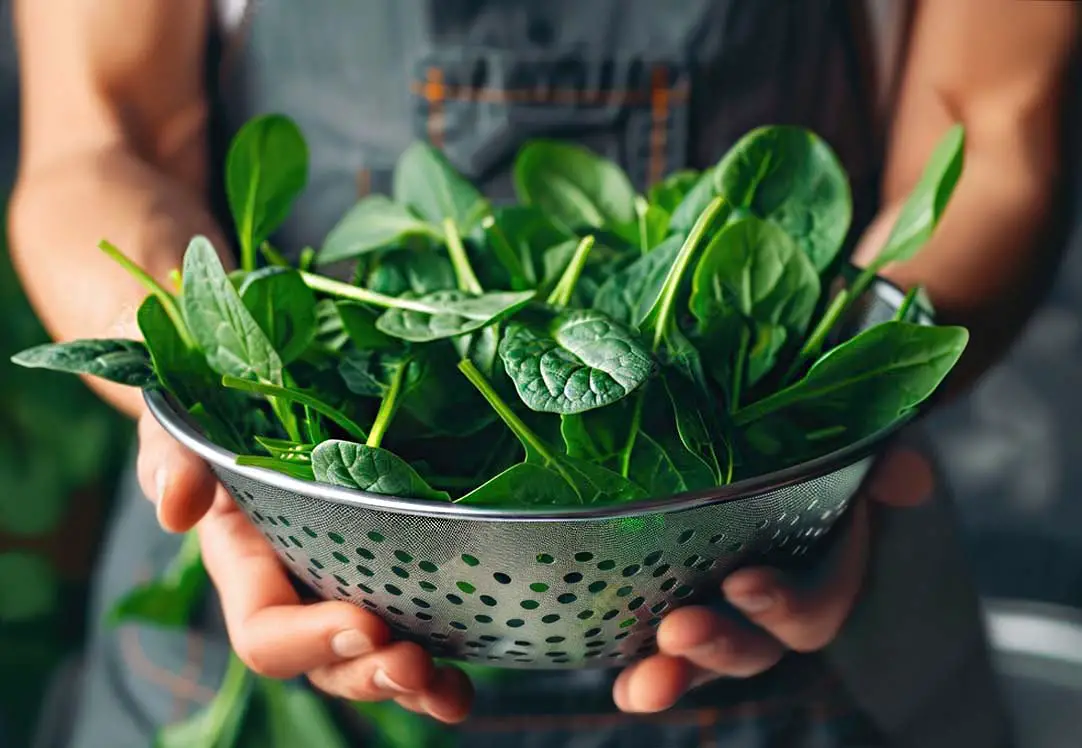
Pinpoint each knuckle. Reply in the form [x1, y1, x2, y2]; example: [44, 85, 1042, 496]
[233, 638, 275, 678]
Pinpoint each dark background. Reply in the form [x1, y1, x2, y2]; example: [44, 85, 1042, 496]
[1, 3, 1081, 746]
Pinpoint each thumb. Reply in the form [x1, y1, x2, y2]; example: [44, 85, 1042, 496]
[136, 409, 218, 532]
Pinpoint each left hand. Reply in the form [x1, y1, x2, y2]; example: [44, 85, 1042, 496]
[612, 446, 935, 713]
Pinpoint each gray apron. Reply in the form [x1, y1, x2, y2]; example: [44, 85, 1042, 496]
[62, 2, 1014, 746]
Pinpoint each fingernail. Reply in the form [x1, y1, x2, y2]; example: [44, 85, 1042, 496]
[330, 630, 370, 659]
[729, 592, 775, 614]
[373, 669, 412, 693]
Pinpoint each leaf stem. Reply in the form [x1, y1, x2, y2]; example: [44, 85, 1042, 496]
[457, 359, 558, 465]
[481, 215, 531, 289]
[635, 197, 650, 254]
[366, 361, 407, 449]
[894, 286, 920, 322]
[98, 240, 196, 349]
[619, 391, 646, 478]
[300, 272, 442, 314]
[221, 375, 368, 442]
[782, 289, 849, 384]
[546, 235, 596, 307]
[259, 241, 291, 268]
[443, 219, 483, 294]
[649, 196, 728, 351]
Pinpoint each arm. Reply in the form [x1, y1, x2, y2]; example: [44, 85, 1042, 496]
[9, 0, 225, 418]
[853, 0, 1079, 387]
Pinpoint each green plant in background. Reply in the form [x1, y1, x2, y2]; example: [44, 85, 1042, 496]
[7, 113, 967, 747]
[0, 199, 131, 747]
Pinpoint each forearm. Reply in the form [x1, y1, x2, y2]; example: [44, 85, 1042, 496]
[9, 145, 227, 417]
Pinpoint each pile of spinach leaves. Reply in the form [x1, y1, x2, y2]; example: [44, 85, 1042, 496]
[10, 115, 968, 746]
[13, 115, 968, 506]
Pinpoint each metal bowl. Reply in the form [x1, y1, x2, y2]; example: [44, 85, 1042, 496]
[147, 277, 926, 669]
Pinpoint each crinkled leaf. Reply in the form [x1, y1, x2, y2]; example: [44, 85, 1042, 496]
[311, 440, 450, 500]
[319, 196, 440, 264]
[375, 290, 535, 343]
[239, 267, 317, 364]
[715, 126, 851, 271]
[499, 310, 654, 414]
[393, 142, 490, 232]
[181, 236, 283, 384]
[11, 339, 155, 388]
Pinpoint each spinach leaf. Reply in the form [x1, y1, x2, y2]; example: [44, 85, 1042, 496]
[181, 236, 284, 385]
[477, 206, 570, 289]
[690, 216, 820, 393]
[239, 267, 317, 364]
[714, 126, 851, 271]
[338, 349, 419, 399]
[667, 167, 717, 235]
[318, 196, 441, 265]
[11, 339, 155, 388]
[310, 440, 450, 501]
[108, 532, 206, 627]
[659, 370, 726, 483]
[513, 140, 638, 242]
[593, 234, 683, 327]
[457, 462, 579, 507]
[648, 170, 701, 215]
[734, 321, 968, 436]
[363, 249, 457, 297]
[627, 431, 715, 497]
[849, 125, 965, 299]
[499, 309, 654, 414]
[335, 302, 397, 350]
[393, 142, 490, 232]
[222, 375, 368, 443]
[458, 359, 646, 505]
[225, 114, 308, 272]
[397, 345, 499, 437]
[374, 289, 535, 343]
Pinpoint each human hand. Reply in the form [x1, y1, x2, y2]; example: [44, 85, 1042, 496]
[612, 446, 934, 713]
[135, 411, 474, 723]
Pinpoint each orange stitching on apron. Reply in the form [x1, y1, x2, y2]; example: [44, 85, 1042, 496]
[423, 68, 446, 150]
[648, 66, 671, 186]
[120, 627, 217, 705]
[356, 167, 372, 198]
[409, 82, 690, 106]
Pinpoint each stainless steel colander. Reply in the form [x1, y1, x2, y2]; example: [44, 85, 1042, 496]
[146, 278, 926, 670]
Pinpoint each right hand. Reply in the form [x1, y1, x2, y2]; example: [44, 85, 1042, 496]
[135, 410, 474, 723]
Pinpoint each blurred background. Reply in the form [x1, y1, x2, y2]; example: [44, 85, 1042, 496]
[1, 2, 1081, 747]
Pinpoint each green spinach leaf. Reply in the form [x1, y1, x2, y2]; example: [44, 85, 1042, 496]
[648, 170, 701, 215]
[239, 267, 317, 363]
[714, 126, 851, 271]
[109, 532, 206, 627]
[393, 142, 490, 232]
[499, 309, 654, 414]
[375, 289, 535, 343]
[11, 339, 155, 388]
[225, 114, 308, 272]
[318, 196, 441, 265]
[310, 440, 450, 500]
[457, 462, 579, 506]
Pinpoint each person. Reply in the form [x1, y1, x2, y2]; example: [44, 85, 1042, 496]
[8, 1, 1077, 746]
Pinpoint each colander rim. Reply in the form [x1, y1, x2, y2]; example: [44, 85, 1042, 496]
[145, 277, 925, 522]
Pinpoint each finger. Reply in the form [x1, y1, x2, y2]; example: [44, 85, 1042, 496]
[136, 411, 217, 532]
[864, 446, 935, 508]
[656, 606, 785, 678]
[393, 665, 475, 724]
[722, 499, 870, 652]
[612, 654, 693, 714]
[307, 641, 437, 703]
[199, 494, 390, 677]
